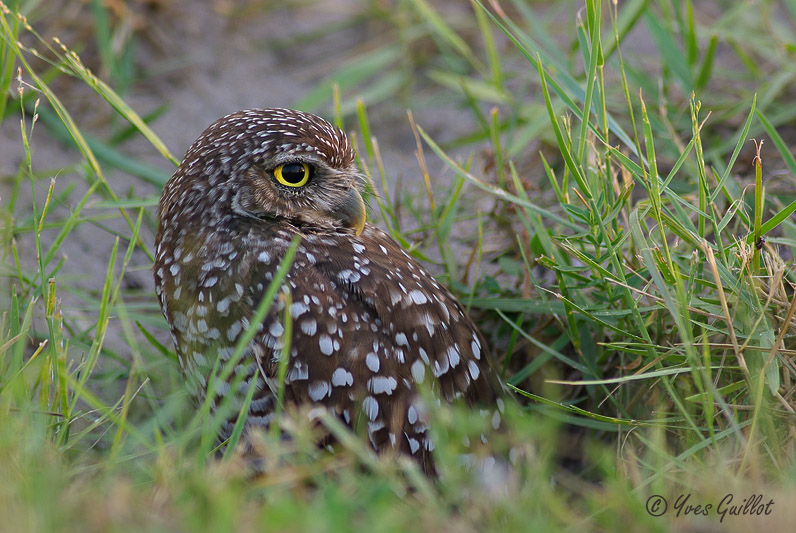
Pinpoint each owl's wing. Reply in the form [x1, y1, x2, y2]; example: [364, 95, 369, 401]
[313, 226, 504, 403]
[233, 225, 503, 471]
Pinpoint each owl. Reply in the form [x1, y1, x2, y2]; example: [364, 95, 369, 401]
[154, 108, 504, 472]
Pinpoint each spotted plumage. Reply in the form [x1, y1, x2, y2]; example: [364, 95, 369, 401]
[154, 108, 503, 472]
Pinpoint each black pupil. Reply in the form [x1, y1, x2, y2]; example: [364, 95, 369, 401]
[281, 164, 307, 184]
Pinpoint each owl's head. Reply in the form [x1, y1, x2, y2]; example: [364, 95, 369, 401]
[160, 108, 366, 236]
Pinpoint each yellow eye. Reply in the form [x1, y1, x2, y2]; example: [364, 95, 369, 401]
[274, 163, 311, 187]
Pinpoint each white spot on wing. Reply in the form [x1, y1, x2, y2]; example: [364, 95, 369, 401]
[433, 357, 449, 377]
[269, 322, 284, 337]
[471, 339, 481, 360]
[290, 301, 309, 318]
[447, 346, 460, 367]
[407, 436, 420, 454]
[365, 353, 380, 373]
[418, 347, 429, 364]
[362, 396, 379, 420]
[301, 318, 317, 336]
[395, 333, 408, 347]
[407, 405, 418, 424]
[411, 360, 425, 383]
[408, 290, 428, 304]
[308, 381, 331, 401]
[331, 368, 354, 387]
[491, 410, 501, 430]
[319, 334, 334, 355]
[468, 360, 480, 380]
[368, 376, 397, 395]
[287, 362, 309, 382]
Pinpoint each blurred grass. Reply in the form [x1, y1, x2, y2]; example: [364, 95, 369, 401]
[2, 0, 796, 530]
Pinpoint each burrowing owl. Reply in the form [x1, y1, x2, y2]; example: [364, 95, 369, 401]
[154, 108, 504, 472]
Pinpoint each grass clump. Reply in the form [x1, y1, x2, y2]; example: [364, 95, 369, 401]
[1, 0, 795, 530]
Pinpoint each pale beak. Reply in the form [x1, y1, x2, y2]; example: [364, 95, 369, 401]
[336, 188, 366, 236]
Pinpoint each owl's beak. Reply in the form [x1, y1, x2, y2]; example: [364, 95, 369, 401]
[337, 188, 366, 236]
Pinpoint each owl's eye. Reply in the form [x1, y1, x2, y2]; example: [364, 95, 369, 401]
[273, 163, 311, 187]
